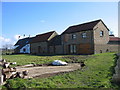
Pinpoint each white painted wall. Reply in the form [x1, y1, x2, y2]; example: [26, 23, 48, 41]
[20, 44, 30, 53]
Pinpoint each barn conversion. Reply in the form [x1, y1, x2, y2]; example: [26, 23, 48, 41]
[14, 19, 120, 55]
[14, 37, 32, 54]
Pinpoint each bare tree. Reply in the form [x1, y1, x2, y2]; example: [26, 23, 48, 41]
[2, 44, 14, 55]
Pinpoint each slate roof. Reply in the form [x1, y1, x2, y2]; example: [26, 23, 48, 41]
[62, 19, 109, 34]
[30, 31, 56, 43]
[14, 37, 32, 50]
[49, 35, 62, 46]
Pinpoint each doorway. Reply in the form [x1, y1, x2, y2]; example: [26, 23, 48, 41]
[69, 44, 76, 54]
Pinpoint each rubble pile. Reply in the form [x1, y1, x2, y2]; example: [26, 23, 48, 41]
[0, 59, 28, 85]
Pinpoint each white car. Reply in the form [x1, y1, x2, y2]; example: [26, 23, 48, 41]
[52, 60, 68, 66]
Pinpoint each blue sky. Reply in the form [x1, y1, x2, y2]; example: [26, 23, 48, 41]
[1, 2, 118, 47]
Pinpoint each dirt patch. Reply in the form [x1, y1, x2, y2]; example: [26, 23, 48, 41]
[34, 70, 76, 78]
[16, 63, 81, 78]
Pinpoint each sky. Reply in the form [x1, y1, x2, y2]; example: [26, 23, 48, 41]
[0, 2, 119, 48]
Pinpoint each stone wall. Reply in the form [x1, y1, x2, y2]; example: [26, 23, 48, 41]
[30, 42, 48, 55]
[62, 30, 93, 45]
[93, 21, 109, 54]
[108, 45, 119, 52]
[94, 44, 119, 54]
[49, 45, 63, 55]
[93, 21, 109, 45]
[61, 30, 94, 54]
[55, 45, 63, 54]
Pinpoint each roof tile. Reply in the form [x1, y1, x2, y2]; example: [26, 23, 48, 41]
[62, 19, 108, 34]
[30, 31, 55, 43]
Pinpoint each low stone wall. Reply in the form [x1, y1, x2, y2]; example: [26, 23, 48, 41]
[112, 53, 120, 83]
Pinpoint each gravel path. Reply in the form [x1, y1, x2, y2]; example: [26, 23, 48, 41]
[16, 63, 81, 78]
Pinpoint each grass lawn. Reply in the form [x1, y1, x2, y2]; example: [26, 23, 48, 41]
[2, 54, 92, 66]
[2, 52, 120, 88]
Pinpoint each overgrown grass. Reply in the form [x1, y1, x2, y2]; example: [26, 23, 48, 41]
[4, 52, 120, 88]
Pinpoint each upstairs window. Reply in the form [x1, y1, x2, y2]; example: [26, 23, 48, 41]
[82, 33, 87, 38]
[72, 34, 76, 39]
[26, 41, 29, 43]
[100, 31, 104, 37]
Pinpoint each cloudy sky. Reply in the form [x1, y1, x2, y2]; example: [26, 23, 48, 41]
[0, 1, 119, 48]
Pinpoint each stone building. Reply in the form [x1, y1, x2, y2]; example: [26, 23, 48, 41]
[30, 31, 58, 55]
[61, 19, 110, 54]
[107, 36, 120, 52]
[14, 19, 120, 55]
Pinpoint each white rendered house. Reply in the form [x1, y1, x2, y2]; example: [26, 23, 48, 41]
[20, 44, 30, 53]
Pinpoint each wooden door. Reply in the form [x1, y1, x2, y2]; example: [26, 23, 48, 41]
[79, 44, 91, 54]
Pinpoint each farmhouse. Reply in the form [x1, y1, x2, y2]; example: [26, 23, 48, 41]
[14, 37, 32, 54]
[14, 19, 120, 55]
[61, 19, 110, 54]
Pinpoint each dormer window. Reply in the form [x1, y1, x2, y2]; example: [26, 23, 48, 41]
[100, 31, 104, 37]
[72, 34, 76, 39]
[82, 33, 87, 38]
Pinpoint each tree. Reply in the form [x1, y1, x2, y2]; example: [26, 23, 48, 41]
[2, 44, 14, 55]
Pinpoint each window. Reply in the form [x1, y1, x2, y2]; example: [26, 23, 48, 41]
[72, 34, 76, 39]
[38, 46, 41, 53]
[73, 45, 76, 53]
[82, 33, 87, 38]
[26, 41, 29, 43]
[70, 45, 73, 53]
[100, 31, 104, 37]
[70, 45, 76, 54]
[23, 48, 26, 53]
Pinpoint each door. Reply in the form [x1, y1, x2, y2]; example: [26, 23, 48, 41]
[69, 44, 76, 54]
[38, 46, 41, 53]
[79, 44, 92, 54]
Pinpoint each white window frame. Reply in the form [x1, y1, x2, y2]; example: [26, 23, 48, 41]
[100, 30, 104, 37]
[72, 34, 76, 39]
[70, 45, 76, 53]
[70, 45, 73, 53]
[82, 32, 87, 38]
[73, 45, 76, 53]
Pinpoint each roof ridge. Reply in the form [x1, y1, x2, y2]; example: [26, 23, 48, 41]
[62, 19, 102, 34]
[17, 37, 32, 41]
[70, 19, 101, 28]
[36, 31, 55, 36]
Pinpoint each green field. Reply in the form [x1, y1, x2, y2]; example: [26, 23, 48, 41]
[2, 53, 120, 88]
[2, 54, 92, 66]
